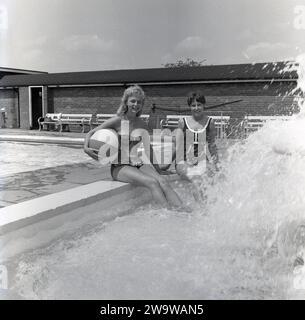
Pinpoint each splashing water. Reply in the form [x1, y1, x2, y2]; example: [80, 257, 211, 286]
[5, 57, 305, 300]
[202, 55, 305, 299]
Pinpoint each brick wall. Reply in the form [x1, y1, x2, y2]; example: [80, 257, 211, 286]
[42, 86, 48, 114]
[1, 80, 298, 130]
[50, 81, 298, 118]
[0, 89, 19, 128]
[19, 87, 30, 129]
[50, 86, 123, 115]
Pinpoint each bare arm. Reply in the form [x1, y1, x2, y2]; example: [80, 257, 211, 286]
[130, 118, 155, 166]
[174, 118, 185, 164]
[207, 119, 219, 166]
[84, 116, 121, 161]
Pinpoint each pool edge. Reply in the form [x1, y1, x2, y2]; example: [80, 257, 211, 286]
[0, 182, 152, 262]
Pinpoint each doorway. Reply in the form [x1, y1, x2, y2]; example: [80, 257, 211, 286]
[29, 86, 43, 129]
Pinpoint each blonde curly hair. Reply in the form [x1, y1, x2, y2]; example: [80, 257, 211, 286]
[116, 85, 145, 117]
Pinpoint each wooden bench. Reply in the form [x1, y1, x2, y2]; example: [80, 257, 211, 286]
[38, 113, 93, 132]
[160, 115, 230, 139]
[160, 115, 183, 129]
[212, 115, 231, 139]
[58, 114, 93, 133]
[92, 114, 115, 126]
[38, 113, 62, 131]
[92, 113, 150, 127]
[140, 114, 149, 124]
[244, 115, 291, 136]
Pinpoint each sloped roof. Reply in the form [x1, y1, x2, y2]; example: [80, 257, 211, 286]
[0, 67, 47, 80]
[0, 62, 297, 87]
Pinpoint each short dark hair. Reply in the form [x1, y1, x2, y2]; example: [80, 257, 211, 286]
[187, 91, 206, 106]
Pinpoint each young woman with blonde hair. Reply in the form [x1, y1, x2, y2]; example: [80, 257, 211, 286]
[84, 85, 187, 211]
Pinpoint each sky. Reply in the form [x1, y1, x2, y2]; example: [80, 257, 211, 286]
[0, 0, 305, 72]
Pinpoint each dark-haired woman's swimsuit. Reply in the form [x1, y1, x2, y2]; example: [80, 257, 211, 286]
[179, 116, 212, 162]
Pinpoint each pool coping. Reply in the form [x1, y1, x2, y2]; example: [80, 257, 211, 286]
[0, 173, 179, 236]
[0, 180, 159, 262]
[0, 180, 131, 235]
[0, 135, 84, 145]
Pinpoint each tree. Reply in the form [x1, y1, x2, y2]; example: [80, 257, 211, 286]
[162, 58, 207, 68]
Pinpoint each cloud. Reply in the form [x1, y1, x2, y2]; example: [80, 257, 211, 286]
[175, 36, 209, 52]
[61, 34, 116, 52]
[162, 36, 212, 65]
[244, 42, 295, 61]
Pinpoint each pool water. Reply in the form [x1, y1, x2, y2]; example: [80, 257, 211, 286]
[8, 205, 284, 300]
[0, 142, 92, 178]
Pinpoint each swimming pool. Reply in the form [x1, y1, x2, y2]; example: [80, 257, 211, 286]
[2, 114, 305, 299]
[2, 70, 305, 301]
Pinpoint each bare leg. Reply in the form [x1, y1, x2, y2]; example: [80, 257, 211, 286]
[139, 164, 184, 208]
[175, 162, 192, 182]
[176, 162, 205, 201]
[112, 165, 169, 207]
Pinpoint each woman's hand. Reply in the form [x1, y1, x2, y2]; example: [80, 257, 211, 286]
[186, 158, 198, 166]
[84, 146, 99, 161]
[131, 160, 143, 167]
[130, 154, 143, 167]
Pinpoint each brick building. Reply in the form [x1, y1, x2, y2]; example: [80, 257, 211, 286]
[0, 62, 298, 130]
[0, 67, 47, 128]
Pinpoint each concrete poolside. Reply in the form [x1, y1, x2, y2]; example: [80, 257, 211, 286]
[0, 128, 86, 145]
[0, 128, 87, 138]
[0, 134, 140, 247]
[0, 130, 112, 208]
[0, 162, 112, 208]
[0, 128, 160, 209]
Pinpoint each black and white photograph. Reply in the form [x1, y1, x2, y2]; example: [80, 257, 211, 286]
[0, 0, 305, 304]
